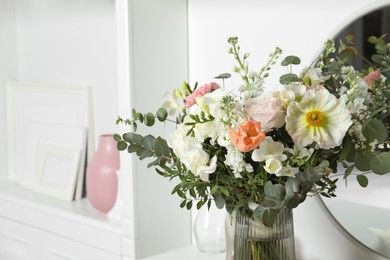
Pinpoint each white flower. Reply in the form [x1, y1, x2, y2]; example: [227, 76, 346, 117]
[277, 165, 299, 177]
[167, 124, 216, 180]
[194, 121, 221, 144]
[251, 136, 287, 162]
[225, 148, 253, 178]
[302, 67, 330, 86]
[284, 83, 307, 101]
[160, 89, 183, 115]
[264, 158, 283, 174]
[286, 89, 352, 149]
[285, 145, 314, 166]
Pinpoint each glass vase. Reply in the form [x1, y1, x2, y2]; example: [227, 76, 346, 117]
[194, 203, 226, 253]
[233, 208, 295, 260]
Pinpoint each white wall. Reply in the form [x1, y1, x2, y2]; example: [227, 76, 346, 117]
[0, 0, 118, 180]
[0, 0, 18, 181]
[14, 0, 118, 140]
[188, 0, 389, 259]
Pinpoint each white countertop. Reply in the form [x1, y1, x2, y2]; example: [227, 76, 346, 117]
[142, 246, 225, 260]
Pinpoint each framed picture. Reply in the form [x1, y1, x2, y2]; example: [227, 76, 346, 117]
[5, 82, 94, 184]
[34, 143, 81, 201]
[23, 120, 87, 200]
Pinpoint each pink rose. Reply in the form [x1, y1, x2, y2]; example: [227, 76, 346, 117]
[244, 94, 286, 132]
[364, 70, 381, 86]
[185, 82, 220, 108]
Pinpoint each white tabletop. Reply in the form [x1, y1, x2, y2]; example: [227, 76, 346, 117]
[141, 246, 225, 260]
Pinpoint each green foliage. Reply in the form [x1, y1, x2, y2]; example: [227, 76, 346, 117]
[281, 55, 301, 66]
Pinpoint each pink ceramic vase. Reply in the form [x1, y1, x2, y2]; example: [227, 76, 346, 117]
[86, 134, 120, 213]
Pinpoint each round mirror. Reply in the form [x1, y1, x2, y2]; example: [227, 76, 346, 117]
[320, 3, 390, 259]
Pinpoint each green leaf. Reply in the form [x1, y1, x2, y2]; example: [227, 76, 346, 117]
[123, 132, 143, 145]
[362, 118, 388, 141]
[344, 165, 354, 179]
[142, 135, 156, 150]
[154, 137, 171, 157]
[127, 144, 141, 153]
[339, 140, 352, 161]
[210, 185, 219, 195]
[338, 48, 356, 65]
[371, 152, 390, 175]
[197, 200, 205, 210]
[253, 206, 266, 221]
[144, 112, 155, 126]
[218, 186, 230, 197]
[156, 108, 168, 122]
[214, 73, 232, 79]
[262, 208, 277, 227]
[356, 174, 368, 187]
[117, 141, 127, 151]
[213, 192, 226, 209]
[137, 148, 154, 160]
[279, 73, 301, 85]
[113, 134, 122, 141]
[281, 55, 301, 66]
[186, 200, 193, 210]
[354, 150, 375, 172]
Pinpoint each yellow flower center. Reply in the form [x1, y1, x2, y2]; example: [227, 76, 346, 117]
[306, 110, 324, 127]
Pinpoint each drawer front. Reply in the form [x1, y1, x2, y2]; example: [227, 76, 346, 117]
[0, 217, 41, 260]
[42, 232, 121, 260]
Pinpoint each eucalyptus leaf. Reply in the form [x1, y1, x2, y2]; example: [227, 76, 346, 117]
[253, 205, 266, 221]
[339, 139, 352, 161]
[123, 132, 143, 145]
[214, 73, 232, 79]
[356, 174, 368, 187]
[154, 137, 170, 157]
[338, 49, 356, 65]
[137, 148, 154, 160]
[156, 108, 168, 122]
[117, 141, 127, 151]
[279, 73, 301, 85]
[127, 144, 141, 153]
[281, 55, 301, 66]
[262, 208, 277, 227]
[144, 112, 155, 126]
[354, 150, 375, 172]
[113, 134, 122, 141]
[213, 192, 226, 209]
[371, 152, 390, 175]
[362, 118, 388, 141]
[142, 135, 156, 150]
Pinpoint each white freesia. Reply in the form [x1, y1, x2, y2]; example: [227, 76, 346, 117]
[251, 136, 287, 162]
[285, 145, 314, 166]
[277, 165, 299, 177]
[302, 67, 331, 85]
[264, 158, 283, 174]
[160, 89, 183, 116]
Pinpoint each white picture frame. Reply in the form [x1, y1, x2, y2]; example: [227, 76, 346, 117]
[5, 82, 94, 184]
[34, 143, 81, 201]
[22, 120, 87, 200]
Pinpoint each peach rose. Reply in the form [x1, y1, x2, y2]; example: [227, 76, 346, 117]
[228, 120, 265, 152]
[185, 82, 220, 108]
[244, 94, 286, 132]
[364, 70, 381, 86]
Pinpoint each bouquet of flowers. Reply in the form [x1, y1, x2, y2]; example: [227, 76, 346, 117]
[115, 35, 390, 226]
